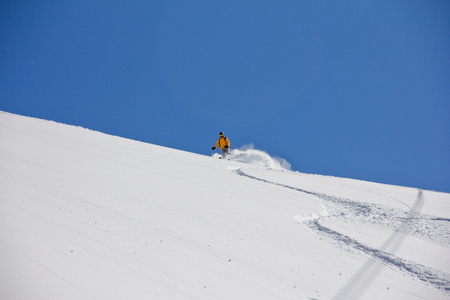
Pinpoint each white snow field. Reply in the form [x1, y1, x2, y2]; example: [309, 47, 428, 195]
[1, 111, 449, 300]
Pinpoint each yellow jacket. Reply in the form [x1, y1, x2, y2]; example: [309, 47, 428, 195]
[214, 136, 230, 150]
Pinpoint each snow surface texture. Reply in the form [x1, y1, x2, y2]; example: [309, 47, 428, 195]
[1, 111, 449, 300]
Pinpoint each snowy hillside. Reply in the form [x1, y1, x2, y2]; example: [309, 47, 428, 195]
[1, 111, 449, 300]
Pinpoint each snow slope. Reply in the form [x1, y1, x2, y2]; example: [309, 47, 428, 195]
[1, 111, 449, 300]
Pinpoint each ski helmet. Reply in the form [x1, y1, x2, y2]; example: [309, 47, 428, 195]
[219, 132, 224, 136]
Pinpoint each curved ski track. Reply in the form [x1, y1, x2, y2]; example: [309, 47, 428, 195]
[233, 168, 450, 296]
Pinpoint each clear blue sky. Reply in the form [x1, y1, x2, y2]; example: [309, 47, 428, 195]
[1, 1, 449, 192]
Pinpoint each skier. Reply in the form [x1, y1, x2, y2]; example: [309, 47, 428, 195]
[212, 132, 230, 159]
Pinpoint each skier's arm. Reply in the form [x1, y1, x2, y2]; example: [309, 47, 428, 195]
[212, 139, 220, 150]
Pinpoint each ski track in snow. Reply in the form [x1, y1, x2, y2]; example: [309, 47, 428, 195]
[2, 111, 449, 299]
[233, 168, 450, 295]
